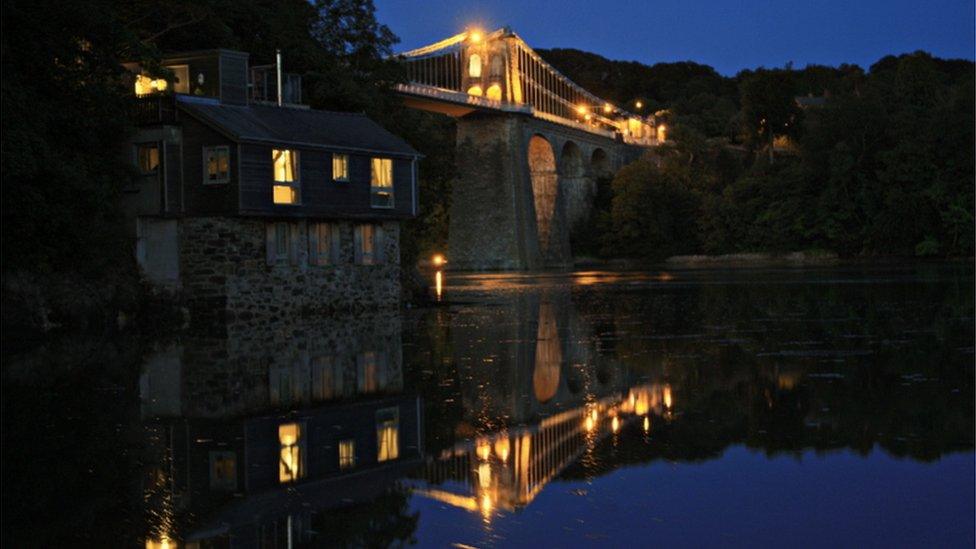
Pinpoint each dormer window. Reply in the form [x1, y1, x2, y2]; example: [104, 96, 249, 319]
[136, 143, 160, 174]
[165, 65, 189, 94]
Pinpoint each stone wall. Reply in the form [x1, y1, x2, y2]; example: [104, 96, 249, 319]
[180, 216, 401, 326]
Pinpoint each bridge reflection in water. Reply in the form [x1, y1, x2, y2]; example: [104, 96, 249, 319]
[413, 382, 672, 518]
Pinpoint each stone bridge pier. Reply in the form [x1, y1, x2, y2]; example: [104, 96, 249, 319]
[448, 113, 643, 271]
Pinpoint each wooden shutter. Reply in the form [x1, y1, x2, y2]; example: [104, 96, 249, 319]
[288, 223, 299, 265]
[308, 222, 320, 266]
[265, 223, 276, 265]
[375, 225, 385, 264]
[330, 223, 341, 264]
[353, 225, 363, 265]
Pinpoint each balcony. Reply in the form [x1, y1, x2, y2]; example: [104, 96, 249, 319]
[132, 94, 177, 126]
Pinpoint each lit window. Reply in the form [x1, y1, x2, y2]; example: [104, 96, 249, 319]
[136, 143, 159, 174]
[339, 439, 356, 469]
[205, 146, 230, 184]
[279, 423, 304, 483]
[657, 124, 667, 143]
[309, 222, 340, 265]
[467, 85, 483, 97]
[355, 224, 384, 265]
[486, 84, 502, 101]
[134, 74, 167, 96]
[370, 158, 394, 208]
[272, 149, 300, 204]
[376, 408, 399, 462]
[468, 54, 482, 77]
[332, 153, 349, 181]
[209, 451, 237, 491]
[165, 64, 189, 94]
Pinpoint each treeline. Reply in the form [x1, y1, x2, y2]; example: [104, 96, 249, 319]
[540, 48, 975, 259]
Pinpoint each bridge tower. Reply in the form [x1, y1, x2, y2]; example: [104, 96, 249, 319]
[398, 28, 663, 270]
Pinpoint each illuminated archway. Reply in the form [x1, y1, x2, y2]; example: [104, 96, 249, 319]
[533, 301, 561, 403]
[486, 83, 502, 101]
[528, 135, 558, 256]
[468, 54, 482, 77]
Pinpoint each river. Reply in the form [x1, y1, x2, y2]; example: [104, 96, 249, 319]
[3, 263, 973, 547]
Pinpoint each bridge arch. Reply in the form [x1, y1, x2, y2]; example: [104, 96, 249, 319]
[528, 134, 558, 259]
[591, 148, 610, 178]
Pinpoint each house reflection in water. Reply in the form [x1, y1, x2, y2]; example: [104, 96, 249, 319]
[138, 312, 422, 547]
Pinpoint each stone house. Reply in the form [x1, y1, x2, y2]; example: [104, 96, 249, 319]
[123, 50, 420, 321]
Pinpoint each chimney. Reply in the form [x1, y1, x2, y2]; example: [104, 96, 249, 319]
[276, 49, 283, 107]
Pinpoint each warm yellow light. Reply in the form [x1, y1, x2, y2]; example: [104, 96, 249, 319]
[278, 423, 302, 483]
[432, 254, 446, 266]
[663, 385, 673, 409]
[478, 462, 492, 489]
[469, 29, 483, 43]
[643, 416, 650, 433]
[584, 416, 595, 432]
[657, 124, 667, 142]
[584, 113, 592, 121]
[481, 493, 493, 516]
[146, 537, 175, 549]
[486, 83, 502, 101]
[494, 436, 510, 462]
[467, 85, 483, 97]
[435, 270, 443, 299]
[576, 105, 587, 115]
[590, 409, 598, 422]
[476, 439, 491, 461]
[611, 416, 620, 433]
[603, 103, 613, 113]
[635, 100, 643, 109]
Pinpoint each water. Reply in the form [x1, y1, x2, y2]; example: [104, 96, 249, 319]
[3, 264, 974, 547]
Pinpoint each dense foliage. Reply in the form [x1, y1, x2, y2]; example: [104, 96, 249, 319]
[540, 49, 975, 259]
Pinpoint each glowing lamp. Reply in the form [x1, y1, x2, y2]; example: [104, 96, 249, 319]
[576, 105, 587, 115]
[469, 29, 483, 43]
[635, 100, 643, 109]
[603, 103, 613, 114]
[432, 254, 446, 267]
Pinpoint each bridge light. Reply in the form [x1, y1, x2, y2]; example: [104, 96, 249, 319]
[576, 104, 587, 115]
[469, 29, 483, 43]
[603, 103, 613, 114]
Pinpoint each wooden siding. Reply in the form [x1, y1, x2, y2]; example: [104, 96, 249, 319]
[219, 52, 249, 105]
[239, 143, 416, 219]
[181, 115, 240, 215]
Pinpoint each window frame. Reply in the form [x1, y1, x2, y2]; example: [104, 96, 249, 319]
[272, 148, 301, 205]
[339, 439, 356, 470]
[332, 153, 349, 183]
[370, 157, 394, 209]
[376, 407, 400, 462]
[203, 145, 231, 185]
[135, 142, 161, 175]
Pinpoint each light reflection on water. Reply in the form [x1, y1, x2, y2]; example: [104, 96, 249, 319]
[2, 264, 974, 547]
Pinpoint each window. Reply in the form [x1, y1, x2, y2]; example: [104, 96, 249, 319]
[468, 53, 482, 77]
[309, 222, 340, 265]
[376, 408, 399, 462]
[357, 352, 379, 393]
[311, 356, 337, 401]
[273, 149, 300, 204]
[339, 439, 356, 469]
[278, 423, 305, 483]
[204, 146, 230, 184]
[165, 64, 190, 94]
[354, 224, 384, 265]
[266, 222, 297, 265]
[370, 158, 394, 208]
[490, 55, 503, 78]
[136, 143, 160, 174]
[332, 154, 349, 182]
[486, 83, 502, 101]
[209, 451, 237, 491]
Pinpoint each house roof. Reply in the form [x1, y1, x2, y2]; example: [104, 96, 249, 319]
[176, 96, 420, 158]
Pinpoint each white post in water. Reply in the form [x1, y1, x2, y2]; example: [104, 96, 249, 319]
[276, 48, 283, 106]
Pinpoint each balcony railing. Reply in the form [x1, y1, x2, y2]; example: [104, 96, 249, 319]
[132, 94, 177, 125]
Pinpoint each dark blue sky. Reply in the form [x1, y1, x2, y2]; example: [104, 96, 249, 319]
[375, 0, 975, 75]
